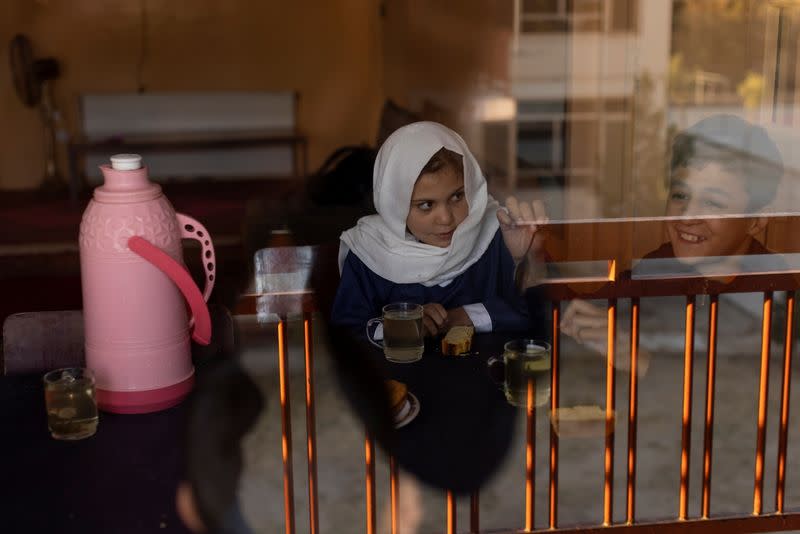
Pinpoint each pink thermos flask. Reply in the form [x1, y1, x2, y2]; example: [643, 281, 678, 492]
[79, 154, 215, 414]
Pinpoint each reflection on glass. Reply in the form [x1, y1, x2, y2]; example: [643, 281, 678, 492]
[540, 259, 615, 283]
[551, 404, 610, 438]
[643, 113, 784, 275]
[633, 252, 800, 280]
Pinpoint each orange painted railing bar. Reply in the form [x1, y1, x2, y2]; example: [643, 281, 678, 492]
[470, 492, 480, 533]
[447, 490, 456, 534]
[626, 298, 640, 525]
[525, 377, 536, 531]
[365, 434, 377, 534]
[303, 315, 319, 534]
[679, 296, 695, 521]
[604, 299, 617, 526]
[701, 296, 719, 520]
[777, 291, 795, 514]
[390, 455, 399, 534]
[550, 302, 561, 529]
[277, 318, 296, 534]
[499, 513, 800, 534]
[753, 292, 772, 516]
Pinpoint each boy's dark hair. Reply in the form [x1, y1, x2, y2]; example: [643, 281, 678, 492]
[419, 147, 464, 177]
[670, 114, 784, 211]
[185, 359, 264, 532]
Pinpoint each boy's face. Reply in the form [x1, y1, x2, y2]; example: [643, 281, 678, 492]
[665, 162, 766, 262]
[406, 165, 468, 247]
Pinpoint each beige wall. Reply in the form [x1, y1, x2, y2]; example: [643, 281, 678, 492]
[0, 0, 384, 189]
[381, 0, 511, 128]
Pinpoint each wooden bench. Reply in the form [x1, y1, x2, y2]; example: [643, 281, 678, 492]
[68, 91, 307, 200]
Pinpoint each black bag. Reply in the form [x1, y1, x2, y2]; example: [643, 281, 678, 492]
[307, 145, 377, 207]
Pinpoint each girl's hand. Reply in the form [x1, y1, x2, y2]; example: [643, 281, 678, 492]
[497, 197, 548, 262]
[498, 197, 548, 289]
[445, 307, 473, 329]
[422, 303, 448, 337]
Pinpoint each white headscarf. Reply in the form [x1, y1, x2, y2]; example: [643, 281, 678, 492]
[339, 121, 500, 287]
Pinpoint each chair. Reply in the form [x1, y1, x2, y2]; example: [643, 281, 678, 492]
[236, 242, 339, 534]
[2, 306, 236, 376]
[2, 310, 84, 375]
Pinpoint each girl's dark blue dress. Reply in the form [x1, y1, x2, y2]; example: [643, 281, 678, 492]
[332, 230, 533, 334]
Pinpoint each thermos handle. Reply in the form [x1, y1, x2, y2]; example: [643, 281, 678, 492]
[128, 236, 212, 345]
[176, 213, 216, 302]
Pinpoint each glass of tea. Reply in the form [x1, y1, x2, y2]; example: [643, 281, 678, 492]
[488, 339, 551, 407]
[43, 367, 99, 440]
[366, 302, 425, 363]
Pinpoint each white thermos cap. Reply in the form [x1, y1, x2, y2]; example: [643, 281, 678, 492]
[110, 154, 143, 171]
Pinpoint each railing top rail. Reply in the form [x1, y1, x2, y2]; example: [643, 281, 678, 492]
[539, 271, 799, 301]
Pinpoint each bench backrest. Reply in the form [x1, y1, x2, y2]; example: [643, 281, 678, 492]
[78, 91, 298, 181]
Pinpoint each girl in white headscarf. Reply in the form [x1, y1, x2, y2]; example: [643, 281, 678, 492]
[332, 121, 545, 337]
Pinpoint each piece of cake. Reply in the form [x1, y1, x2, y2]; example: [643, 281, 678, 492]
[385, 379, 411, 424]
[550, 405, 613, 438]
[441, 325, 474, 356]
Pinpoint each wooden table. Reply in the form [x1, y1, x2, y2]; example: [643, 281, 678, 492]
[389, 333, 520, 492]
[0, 373, 191, 533]
[330, 331, 529, 494]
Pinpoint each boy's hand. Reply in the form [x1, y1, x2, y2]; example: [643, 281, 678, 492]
[560, 300, 607, 347]
[560, 300, 651, 377]
[422, 303, 448, 337]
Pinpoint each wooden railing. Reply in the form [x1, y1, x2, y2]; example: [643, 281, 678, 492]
[238, 244, 800, 534]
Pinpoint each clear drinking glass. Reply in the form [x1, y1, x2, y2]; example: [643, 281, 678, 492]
[43, 367, 99, 440]
[367, 302, 425, 363]
[488, 339, 551, 407]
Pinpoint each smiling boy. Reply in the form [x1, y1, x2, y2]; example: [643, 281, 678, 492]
[649, 114, 783, 268]
[557, 114, 786, 349]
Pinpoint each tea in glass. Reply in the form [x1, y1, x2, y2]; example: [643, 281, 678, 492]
[502, 340, 551, 407]
[382, 303, 424, 363]
[43, 367, 98, 440]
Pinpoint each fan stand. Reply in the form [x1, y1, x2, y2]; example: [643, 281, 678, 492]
[37, 80, 65, 194]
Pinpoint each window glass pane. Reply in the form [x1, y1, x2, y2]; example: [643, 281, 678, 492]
[522, 0, 559, 14]
[611, 0, 638, 32]
[521, 19, 569, 32]
[517, 99, 566, 115]
[566, 118, 598, 170]
[570, 0, 602, 15]
[518, 122, 560, 169]
[571, 15, 602, 32]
